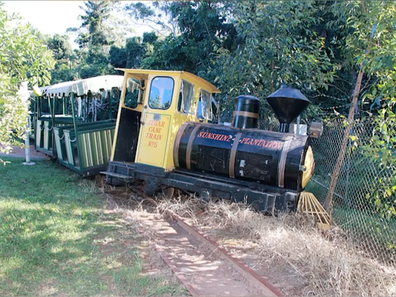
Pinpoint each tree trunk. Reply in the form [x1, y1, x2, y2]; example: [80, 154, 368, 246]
[323, 67, 364, 212]
[323, 0, 369, 213]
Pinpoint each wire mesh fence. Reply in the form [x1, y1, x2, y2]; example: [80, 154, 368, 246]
[219, 109, 396, 267]
[307, 118, 396, 267]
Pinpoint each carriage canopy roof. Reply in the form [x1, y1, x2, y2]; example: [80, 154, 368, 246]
[40, 75, 124, 97]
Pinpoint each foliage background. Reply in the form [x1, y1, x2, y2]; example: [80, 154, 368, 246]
[0, 3, 54, 154]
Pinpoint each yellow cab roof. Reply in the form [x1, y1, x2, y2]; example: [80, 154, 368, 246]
[115, 68, 221, 94]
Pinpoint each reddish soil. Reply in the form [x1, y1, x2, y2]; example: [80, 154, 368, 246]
[0, 144, 49, 160]
[101, 184, 297, 297]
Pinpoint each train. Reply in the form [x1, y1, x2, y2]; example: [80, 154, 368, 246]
[32, 70, 321, 213]
[101, 69, 322, 213]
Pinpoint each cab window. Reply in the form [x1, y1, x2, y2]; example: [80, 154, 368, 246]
[149, 76, 174, 110]
[177, 80, 194, 114]
[196, 90, 213, 121]
[123, 77, 142, 109]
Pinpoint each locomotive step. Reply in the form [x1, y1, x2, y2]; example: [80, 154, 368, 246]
[101, 171, 134, 181]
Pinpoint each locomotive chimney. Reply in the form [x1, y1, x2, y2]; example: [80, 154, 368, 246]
[231, 95, 260, 129]
[266, 85, 310, 133]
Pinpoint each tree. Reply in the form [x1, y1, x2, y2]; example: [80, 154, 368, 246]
[124, 1, 179, 37]
[78, 1, 113, 48]
[209, 0, 335, 118]
[103, 2, 138, 48]
[0, 3, 55, 157]
[324, 0, 396, 219]
[140, 1, 235, 77]
[109, 36, 145, 69]
[74, 1, 117, 78]
[47, 34, 79, 84]
[300, 0, 357, 115]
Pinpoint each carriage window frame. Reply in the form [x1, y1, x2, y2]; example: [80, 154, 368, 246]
[123, 77, 142, 110]
[38, 96, 51, 116]
[148, 76, 174, 110]
[177, 80, 195, 114]
[196, 89, 213, 121]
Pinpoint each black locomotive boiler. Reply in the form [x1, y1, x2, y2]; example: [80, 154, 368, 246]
[104, 70, 317, 214]
[171, 86, 315, 212]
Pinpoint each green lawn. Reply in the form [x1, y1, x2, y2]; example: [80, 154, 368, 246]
[0, 157, 182, 296]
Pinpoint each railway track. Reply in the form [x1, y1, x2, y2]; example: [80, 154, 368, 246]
[134, 209, 282, 297]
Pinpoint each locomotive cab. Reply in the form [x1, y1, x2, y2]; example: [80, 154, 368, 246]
[104, 69, 220, 190]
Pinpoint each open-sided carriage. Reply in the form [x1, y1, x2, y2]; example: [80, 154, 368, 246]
[33, 75, 124, 175]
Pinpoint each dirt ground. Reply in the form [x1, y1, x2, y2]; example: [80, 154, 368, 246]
[100, 183, 305, 297]
[101, 182, 396, 297]
[0, 144, 47, 159]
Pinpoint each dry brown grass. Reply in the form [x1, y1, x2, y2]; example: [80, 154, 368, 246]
[154, 194, 396, 297]
[96, 177, 396, 297]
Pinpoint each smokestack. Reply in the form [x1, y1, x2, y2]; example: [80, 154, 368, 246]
[266, 85, 310, 133]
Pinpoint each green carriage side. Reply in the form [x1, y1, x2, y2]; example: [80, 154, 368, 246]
[34, 75, 123, 176]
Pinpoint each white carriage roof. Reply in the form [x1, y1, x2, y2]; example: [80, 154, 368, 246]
[41, 75, 124, 97]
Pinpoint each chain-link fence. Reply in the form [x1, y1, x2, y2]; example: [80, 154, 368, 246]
[307, 118, 396, 267]
[220, 110, 396, 267]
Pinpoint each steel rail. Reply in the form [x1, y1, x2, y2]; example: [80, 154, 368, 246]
[163, 210, 283, 297]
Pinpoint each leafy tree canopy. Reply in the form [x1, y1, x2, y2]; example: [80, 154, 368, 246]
[210, 0, 336, 118]
[0, 3, 55, 154]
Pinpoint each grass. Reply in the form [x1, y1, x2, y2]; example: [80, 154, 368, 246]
[0, 157, 182, 297]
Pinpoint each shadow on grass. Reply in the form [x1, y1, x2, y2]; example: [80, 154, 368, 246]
[0, 158, 116, 295]
[0, 157, 184, 297]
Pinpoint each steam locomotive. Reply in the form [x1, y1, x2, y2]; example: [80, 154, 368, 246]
[103, 69, 320, 213]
